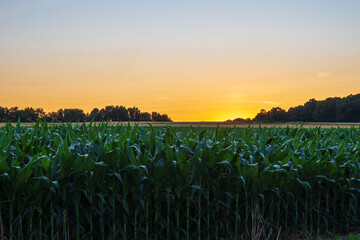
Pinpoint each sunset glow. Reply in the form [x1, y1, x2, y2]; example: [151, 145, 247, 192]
[1, 1, 360, 121]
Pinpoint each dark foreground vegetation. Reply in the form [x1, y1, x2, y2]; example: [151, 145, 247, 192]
[227, 93, 360, 123]
[0, 105, 172, 122]
[0, 122, 359, 239]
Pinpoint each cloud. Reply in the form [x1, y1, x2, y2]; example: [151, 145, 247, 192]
[316, 72, 331, 78]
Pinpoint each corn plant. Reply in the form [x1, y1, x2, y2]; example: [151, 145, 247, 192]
[0, 121, 359, 239]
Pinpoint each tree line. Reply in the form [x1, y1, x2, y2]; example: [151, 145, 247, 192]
[228, 93, 360, 123]
[0, 105, 172, 122]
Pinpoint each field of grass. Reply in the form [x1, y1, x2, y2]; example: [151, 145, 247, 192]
[144, 121, 360, 128]
[0, 121, 360, 239]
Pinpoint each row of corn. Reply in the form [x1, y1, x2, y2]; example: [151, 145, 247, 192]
[0, 121, 359, 239]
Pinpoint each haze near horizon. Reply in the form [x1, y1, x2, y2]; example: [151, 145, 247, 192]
[1, 0, 359, 121]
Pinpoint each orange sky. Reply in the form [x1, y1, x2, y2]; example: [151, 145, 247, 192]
[1, 1, 360, 121]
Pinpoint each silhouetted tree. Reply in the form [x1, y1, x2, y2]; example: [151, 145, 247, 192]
[336, 94, 360, 122]
[225, 117, 252, 123]
[20, 107, 45, 122]
[8, 107, 21, 122]
[114, 106, 129, 121]
[0, 105, 173, 122]
[139, 112, 152, 121]
[302, 98, 317, 121]
[253, 107, 287, 122]
[45, 112, 60, 122]
[63, 109, 86, 122]
[128, 107, 141, 121]
[313, 97, 339, 122]
[152, 112, 172, 122]
[253, 109, 268, 122]
[0, 107, 7, 122]
[252, 94, 360, 123]
[89, 108, 101, 121]
[56, 109, 65, 122]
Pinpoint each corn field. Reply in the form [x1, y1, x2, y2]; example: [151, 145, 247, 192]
[0, 121, 360, 239]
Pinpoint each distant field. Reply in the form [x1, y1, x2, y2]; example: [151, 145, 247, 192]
[133, 121, 360, 128]
[1, 121, 360, 128]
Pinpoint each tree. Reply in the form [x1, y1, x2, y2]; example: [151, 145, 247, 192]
[313, 97, 339, 122]
[139, 112, 152, 121]
[302, 99, 317, 122]
[253, 107, 287, 122]
[254, 109, 269, 122]
[63, 109, 86, 122]
[45, 112, 60, 122]
[115, 106, 129, 121]
[22, 107, 41, 122]
[151, 112, 172, 122]
[89, 108, 101, 121]
[0, 107, 7, 122]
[128, 107, 141, 121]
[8, 107, 21, 122]
[269, 107, 287, 121]
[0, 105, 173, 122]
[252, 94, 360, 123]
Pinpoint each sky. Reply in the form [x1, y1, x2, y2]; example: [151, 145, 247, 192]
[0, 0, 359, 121]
